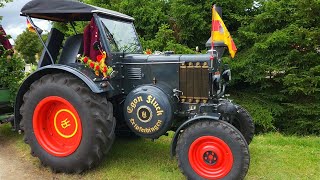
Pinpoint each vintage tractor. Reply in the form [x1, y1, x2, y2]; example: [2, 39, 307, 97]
[14, 0, 254, 179]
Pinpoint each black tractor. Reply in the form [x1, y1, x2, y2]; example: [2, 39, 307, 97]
[15, 0, 254, 179]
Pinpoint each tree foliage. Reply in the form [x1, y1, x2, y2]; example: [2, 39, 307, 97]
[15, 29, 43, 64]
[228, 0, 320, 135]
[0, 0, 11, 8]
[0, 47, 25, 103]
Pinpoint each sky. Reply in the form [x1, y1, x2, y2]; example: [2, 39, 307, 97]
[0, 0, 52, 44]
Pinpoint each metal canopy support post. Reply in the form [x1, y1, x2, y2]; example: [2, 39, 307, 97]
[26, 16, 55, 65]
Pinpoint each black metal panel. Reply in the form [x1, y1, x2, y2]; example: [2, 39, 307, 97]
[38, 28, 64, 68]
[120, 54, 180, 95]
[149, 63, 179, 91]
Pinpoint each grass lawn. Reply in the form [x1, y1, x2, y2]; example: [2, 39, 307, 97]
[0, 124, 319, 180]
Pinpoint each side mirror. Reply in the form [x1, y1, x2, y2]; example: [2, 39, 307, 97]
[222, 65, 231, 82]
[222, 70, 231, 82]
[93, 41, 101, 51]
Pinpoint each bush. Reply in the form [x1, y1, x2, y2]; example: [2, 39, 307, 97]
[230, 91, 278, 133]
[226, 0, 320, 136]
[0, 47, 25, 104]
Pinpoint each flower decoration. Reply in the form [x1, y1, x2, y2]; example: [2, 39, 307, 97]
[79, 50, 113, 79]
[144, 49, 152, 55]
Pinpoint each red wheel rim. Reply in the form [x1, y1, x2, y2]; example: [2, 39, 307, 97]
[33, 96, 82, 157]
[188, 136, 233, 179]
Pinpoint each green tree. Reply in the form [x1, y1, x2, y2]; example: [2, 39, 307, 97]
[15, 29, 43, 64]
[0, 0, 11, 8]
[141, 24, 194, 54]
[229, 0, 320, 134]
[0, 47, 25, 103]
[109, 0, 169, 40]
[169, 0, 257, 48]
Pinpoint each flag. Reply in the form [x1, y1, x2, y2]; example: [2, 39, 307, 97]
[27, 19, 36, 33]
[211, 5, 237, 58]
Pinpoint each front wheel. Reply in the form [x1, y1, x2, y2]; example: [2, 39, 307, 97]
[20, 73, 116, 173]
[176, 120, 250, 180]
[218, 101, 255, 145]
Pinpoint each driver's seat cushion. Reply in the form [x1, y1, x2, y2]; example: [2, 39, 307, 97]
[58, 34, 83, 65]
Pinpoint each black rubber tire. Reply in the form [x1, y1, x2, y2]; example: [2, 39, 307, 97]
[20, 73, 116, 173]
[111, 95, 140, 139]
[176, 120, 250, 180]
[233, 105, 255, 145]
[219, 101, 255, 145]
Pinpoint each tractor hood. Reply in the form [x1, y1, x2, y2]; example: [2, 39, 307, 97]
[123, 53, 217, 64]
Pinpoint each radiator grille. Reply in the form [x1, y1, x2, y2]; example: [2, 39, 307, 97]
[180, 62, 209, 103]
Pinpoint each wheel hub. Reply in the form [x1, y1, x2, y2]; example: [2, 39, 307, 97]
[33, 96, 82, 157]
[188, 136, 234, 179]
[203, 151, 218, 165]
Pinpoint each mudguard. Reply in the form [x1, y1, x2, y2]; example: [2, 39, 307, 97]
[14, 64, 113, 131]
[170, 114, 220, 157]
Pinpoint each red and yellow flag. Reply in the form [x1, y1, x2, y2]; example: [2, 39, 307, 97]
[27, 19, 36, 33]
[211, 6, 237, 58]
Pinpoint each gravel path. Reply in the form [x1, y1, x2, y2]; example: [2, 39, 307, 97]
[0, 132, 81, 180]
[0, 135, 51, 180]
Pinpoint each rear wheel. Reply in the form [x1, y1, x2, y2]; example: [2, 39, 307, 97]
[20, 73, 116, 173]
[176, 120, 250, 180]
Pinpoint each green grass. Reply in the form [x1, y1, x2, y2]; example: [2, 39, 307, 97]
[1, 124, 319, 180]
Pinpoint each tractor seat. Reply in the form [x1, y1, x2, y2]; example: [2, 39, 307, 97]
[58, 34, 83, 65]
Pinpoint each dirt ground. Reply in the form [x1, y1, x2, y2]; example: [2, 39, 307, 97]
[0, 135, 46, 180]
[0, 132, 79, 180]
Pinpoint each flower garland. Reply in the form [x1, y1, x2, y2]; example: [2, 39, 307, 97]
[79, 51, 113, 79]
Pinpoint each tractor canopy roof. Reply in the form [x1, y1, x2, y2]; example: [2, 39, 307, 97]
[20, 0, 134, 22]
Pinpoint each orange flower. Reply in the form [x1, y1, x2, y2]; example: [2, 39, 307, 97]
[145, 49, 152, 55]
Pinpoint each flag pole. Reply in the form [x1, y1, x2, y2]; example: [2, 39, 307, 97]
[210, 4, 216, 67]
